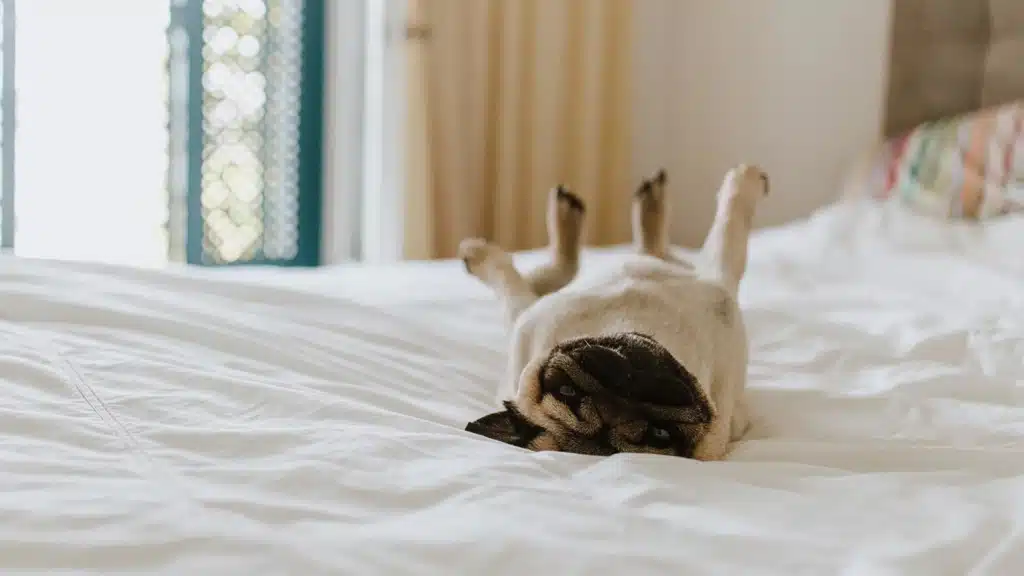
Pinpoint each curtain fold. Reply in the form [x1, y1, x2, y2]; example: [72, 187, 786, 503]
[405, 0, 633, 260]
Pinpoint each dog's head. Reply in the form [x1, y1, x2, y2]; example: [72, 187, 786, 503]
[466, 332, 714, 457]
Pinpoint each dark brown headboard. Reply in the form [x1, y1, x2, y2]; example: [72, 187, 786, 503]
[884, 0, 1024, 136]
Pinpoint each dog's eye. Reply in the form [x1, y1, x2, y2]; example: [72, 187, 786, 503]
[645, 424, 673, 448]
[557, 384, 577, 398]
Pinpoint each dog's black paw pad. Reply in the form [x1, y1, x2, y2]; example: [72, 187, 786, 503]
[635, 170, 667, 199]
[634, 179, 653, 199]
[555, 185, 586, 214]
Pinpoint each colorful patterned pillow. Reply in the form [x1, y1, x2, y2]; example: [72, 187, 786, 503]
[866, 100, 1023, 220]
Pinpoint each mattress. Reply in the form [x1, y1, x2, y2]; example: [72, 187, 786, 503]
[1, 199, 1023, 574]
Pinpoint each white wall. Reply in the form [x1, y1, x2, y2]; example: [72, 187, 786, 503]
[633, 0, 893, 247]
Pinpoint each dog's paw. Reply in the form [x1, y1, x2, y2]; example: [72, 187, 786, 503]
[720, 164, 769, 206]
[634, 169, 667, 213]
[458, 238, 491, 274]
[549, 185, 585, 233]
[458, 238, 511, 281]
[553, 184, 585, 215]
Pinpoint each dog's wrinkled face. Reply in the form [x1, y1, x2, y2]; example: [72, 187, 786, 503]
[466, 332, 714, 457]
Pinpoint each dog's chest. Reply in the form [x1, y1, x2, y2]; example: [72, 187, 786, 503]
[516, 257, 717, 352]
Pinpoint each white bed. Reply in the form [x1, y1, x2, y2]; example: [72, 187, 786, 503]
[2, 197, 1023, 574]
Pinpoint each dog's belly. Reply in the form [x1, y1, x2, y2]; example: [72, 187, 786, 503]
[560, 253, 695, 298]
[511, 255, 731, 389]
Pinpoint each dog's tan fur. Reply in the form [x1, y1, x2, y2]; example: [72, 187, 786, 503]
[461, 165, 768, 460]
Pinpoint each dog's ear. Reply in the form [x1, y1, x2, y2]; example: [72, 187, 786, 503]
[653, 169, 667, 186]
[465, 402, 545, 448]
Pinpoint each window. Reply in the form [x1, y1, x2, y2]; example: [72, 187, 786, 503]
[169, 0, 324, 266]
[0, 0, 337, 267]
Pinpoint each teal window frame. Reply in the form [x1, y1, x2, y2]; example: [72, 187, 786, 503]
[169, 0, 325, 267]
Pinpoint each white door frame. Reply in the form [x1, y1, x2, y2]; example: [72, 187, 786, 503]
[321, 0, 367, 263]
[358, 0, 407, 264]
[322, 0, 407, 265]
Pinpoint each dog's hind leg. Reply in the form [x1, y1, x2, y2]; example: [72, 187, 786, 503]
[523, 186, 586, 297]
[632, 169, 670, 259]
[698, 164, 769, 295]
[459, 238, 538, 325]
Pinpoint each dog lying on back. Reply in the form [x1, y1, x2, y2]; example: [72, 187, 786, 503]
[461, 165, 768, 460]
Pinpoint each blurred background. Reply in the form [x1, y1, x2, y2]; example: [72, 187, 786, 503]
[0, 0, 891, 270]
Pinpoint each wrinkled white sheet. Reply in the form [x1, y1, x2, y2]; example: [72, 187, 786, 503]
[1, 199, 1023, 574]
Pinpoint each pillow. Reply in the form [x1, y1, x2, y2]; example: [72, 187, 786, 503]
[858, 100, 1023, 220]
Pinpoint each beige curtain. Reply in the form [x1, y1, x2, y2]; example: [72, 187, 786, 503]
[403, 0, 634, 260]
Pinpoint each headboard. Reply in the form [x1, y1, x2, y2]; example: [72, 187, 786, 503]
[883, 0, 1024, 136]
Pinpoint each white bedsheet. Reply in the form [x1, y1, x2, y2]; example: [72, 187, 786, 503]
[1, 199, 1023, 574]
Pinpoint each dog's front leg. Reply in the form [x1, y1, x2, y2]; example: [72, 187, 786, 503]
[523, 185, 586, 297]
[632, 169, 671, 259]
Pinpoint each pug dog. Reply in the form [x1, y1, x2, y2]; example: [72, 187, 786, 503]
[460, 165, 768, 460]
